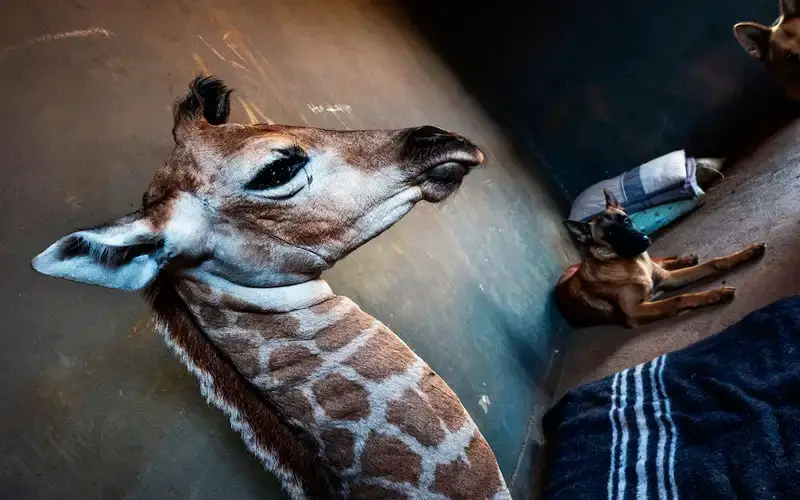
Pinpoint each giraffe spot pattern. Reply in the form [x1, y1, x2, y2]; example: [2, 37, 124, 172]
[360, 432, 422, 486]
[181, 289, 228, 329]
[431, 432, 503, 500]
[417, 367, 467, 432]
[313, 373, 371, 421]
[268, 344, 323, 385]
[385, 388, 445, 447]
[320, 427, 356, 469]
[270, 388, 315, 426]
[197, 306, 230, 329]
[308, 295, 345, 315]
[176, 280, 213, 304]
[234, 311, 301, 341]
[217, 335, 262, 378]
[344, 327, 415, 380]
[350, 482, 409, 500]
[315, 313, 373, 352]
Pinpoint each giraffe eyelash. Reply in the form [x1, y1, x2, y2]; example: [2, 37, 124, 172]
[245, 154, 309, 191]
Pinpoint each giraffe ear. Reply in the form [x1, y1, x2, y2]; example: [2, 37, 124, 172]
[32, 212, 166, 290]
[172, 74, 233, 141]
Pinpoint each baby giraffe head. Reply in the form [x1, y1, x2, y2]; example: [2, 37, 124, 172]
[735, 0, 800, 99]
[32, 76, 484, 291]
[563, 189, 651, 259]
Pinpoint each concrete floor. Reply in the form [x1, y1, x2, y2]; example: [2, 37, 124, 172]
[0, 1, 572, 498]
[554, 119, 800, 397]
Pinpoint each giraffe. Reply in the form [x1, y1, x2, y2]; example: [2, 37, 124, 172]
[32, 76, 511, 500]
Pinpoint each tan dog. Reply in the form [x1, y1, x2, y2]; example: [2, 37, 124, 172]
[556, 189, 766, 328]
[735, 0, 800, 99]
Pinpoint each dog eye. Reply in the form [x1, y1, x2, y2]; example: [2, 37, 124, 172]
[786, 52, 800, 62]
[246, 151, 308, 190]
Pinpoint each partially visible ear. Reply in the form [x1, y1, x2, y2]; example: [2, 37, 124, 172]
[782, 0, 799, 18]
[563, 220, 593, 244]
[32, 212, 166, 290]
[172, 74, 233, 141]
[734, 22, 772, 60]
[604, 188, 622, 210]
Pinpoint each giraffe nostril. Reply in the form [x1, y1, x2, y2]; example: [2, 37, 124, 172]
[409, 125, 457, 145]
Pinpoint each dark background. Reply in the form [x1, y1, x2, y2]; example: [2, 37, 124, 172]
[402, 0, 799, 206]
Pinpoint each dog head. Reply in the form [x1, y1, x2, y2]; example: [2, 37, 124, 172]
[735, 0, 800, 99]
[563, 189, 651, 259]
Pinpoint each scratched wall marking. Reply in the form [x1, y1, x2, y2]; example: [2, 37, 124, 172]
[1, 28, 113, 59]
[197, 34, 251, 74]
[306, 103, 354, 129]
[193, 31, 279, 126]
[307, 103, 353, 114]
[193, 54, 210, 74]
[30, 28, 113, 44]
[236, 96, 259, 125]
[478, 394, 491, 413]
[246, 100, 274, 124]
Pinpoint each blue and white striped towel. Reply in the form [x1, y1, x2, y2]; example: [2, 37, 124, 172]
[544, 296, 800, 499]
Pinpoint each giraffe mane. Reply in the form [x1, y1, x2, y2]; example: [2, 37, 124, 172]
[144, 276, 340, 499]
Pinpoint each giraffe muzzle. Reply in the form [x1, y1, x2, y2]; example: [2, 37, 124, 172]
[409, 125, 462, 145]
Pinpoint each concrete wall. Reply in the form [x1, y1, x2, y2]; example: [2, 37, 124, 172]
[402, 0, 800, 200]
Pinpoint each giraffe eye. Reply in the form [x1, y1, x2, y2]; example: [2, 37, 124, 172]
[246, 149, 308, 190]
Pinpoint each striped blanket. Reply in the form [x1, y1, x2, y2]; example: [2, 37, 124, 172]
[543, 296, 800, 499]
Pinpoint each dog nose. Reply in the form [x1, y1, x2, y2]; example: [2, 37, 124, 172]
[409, 125, 458, 145]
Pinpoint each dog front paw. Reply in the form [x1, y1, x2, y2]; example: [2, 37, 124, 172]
[712, 286, 736, 305]
[749, 242, 767, 259]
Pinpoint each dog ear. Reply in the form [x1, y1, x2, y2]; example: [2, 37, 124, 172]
[783, 0, 800, 18]
[563, 220, 593, 244]
[734, 22, 772, 60]
[603, 188, 622, 210]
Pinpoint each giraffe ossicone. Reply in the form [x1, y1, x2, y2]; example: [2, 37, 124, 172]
[33, 75, 510, 499]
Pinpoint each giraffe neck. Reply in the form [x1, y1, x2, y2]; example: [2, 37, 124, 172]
[178, 270, 335, 312]
[173, 275, 510, 499]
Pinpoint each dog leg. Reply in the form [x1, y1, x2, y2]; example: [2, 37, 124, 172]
[657, 242, 766, 291]
[654, 255, 699, 270]
[622, 287, 736, 327]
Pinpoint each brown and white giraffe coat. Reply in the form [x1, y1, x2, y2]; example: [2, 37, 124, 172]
[178, 279, 506, 499]
[32, 76, 510, 499]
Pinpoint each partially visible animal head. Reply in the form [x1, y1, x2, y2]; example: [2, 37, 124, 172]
[563, 189, 651, 259]
[32, 75, 484, 290]
[735, 0, 800, 99]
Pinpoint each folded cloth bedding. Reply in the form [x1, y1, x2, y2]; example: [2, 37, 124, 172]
[568, 150, 704, 234]
[543, 296, 800, 499]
